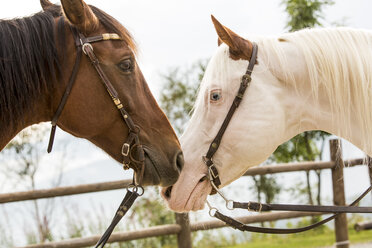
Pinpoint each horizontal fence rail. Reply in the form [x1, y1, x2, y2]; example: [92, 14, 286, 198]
[0, 159, 365, 204]
[244, 158, 364, 176]
[18, 211, 324, 248]
[0, 179, 131, 204]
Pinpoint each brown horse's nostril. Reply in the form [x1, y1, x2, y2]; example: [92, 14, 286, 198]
[176, 151, 184, 172]
[164, 186, 172, 199]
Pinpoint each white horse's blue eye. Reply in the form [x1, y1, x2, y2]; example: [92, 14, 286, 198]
[210, 91, 222, 101]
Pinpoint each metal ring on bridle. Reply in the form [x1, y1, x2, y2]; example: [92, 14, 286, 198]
[129, 143, 145, 163]
[206, 200, 218, 217]
[208, 175, 234, 210]
[127, 184, 144, 196]
[226, 200, 234, 210]
[134, 185, 145, 196]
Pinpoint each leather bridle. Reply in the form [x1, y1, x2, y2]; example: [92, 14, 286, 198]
[203, 43, 372, 234]
[47, 25, 144, 247]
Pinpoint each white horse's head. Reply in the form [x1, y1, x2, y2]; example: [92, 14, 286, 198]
[161, 16, 297, 212]
[162, 17, 372, 212]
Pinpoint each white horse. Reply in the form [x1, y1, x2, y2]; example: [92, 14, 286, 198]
[162, 16, 372, 212]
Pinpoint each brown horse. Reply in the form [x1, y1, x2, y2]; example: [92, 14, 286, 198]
[0, 0, 183, 187]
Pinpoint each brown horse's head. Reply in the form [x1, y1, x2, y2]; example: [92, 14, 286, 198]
[43, 0, 183, 186]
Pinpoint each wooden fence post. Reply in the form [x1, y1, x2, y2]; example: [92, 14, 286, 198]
[175, 213, 192, 248]
[330, 139, 349, 248]
[367, 156, 372, 200]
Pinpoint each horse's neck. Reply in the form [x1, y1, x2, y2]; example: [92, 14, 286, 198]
[0, 90, 50, 151]
[284, 92, 369, 155]
[274, 39, 372, 156]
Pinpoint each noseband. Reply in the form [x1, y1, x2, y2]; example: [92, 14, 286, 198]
[203, 43, 372, 234]
[47, 26, 144, 247]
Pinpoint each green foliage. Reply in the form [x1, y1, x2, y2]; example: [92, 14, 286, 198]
[251, 174, 281, 204]
[272, 131, 329, 163]
[160, 60, 207, 135]
[283, 0, 335, 32]
[193, 229, 239, 248]
[0, 223, 13, 247]
[229, 226, 372, 248]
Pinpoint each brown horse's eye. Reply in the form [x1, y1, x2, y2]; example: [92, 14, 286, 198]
[118, 59, 133, 72]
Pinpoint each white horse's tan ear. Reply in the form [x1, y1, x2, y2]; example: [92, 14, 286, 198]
[61, 0, 99, 34]
[211, 15, 253, 61]
[217, 37, 223, 46]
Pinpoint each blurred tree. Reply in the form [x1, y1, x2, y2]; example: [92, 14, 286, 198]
[283, 0, 334, 32]
[160, 60, 207, 135]
[1, 125, 66, 244]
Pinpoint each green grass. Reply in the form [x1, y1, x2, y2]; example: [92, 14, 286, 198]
[226, 229, 372, 248]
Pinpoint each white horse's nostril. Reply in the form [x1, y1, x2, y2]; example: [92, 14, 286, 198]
[199, 176, 208, 183]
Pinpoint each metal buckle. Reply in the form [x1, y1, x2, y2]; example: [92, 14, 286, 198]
[204, 156, 218, 179]
[122, 143, 130, 156]
[241, 74, 252, 86]
[123, 163, 130, 170]
[247, 201, 262, 212]
[81, 41, 93, 55]
[208, 164, 218, 179]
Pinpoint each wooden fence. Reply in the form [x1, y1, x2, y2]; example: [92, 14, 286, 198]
[0, 139, 370, 248]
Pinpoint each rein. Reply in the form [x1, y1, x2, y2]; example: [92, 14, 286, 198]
[47, 26, 144, 247]
[203, 43, 372, 234]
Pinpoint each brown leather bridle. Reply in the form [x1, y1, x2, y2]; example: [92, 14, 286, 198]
[47, 26, 144, 247]
[203, 43, 372, 234]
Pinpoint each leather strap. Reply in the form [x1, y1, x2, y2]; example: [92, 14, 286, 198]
[47, 27, 82, 153]
[212, 184, 372, 234]
[95, 189, 140, 247]
[203, 43, 258, 191]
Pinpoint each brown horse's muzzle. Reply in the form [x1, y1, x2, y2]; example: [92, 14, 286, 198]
[138, 146, 183, 187]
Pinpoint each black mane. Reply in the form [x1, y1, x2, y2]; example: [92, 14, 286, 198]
[0, 4, 136, 128]
[0, 7, 61, 128]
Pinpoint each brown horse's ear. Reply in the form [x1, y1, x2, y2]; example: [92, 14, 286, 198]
[61, 0, 99, 34]
[40, 0, 54, 10]
[211, 15, 253, 61]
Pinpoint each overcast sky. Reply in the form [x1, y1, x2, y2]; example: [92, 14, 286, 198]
[1, 1, 372, 245]
[1, 0, 371, 98]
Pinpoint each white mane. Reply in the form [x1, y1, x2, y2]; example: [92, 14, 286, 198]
[260, 28, 372, 150]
